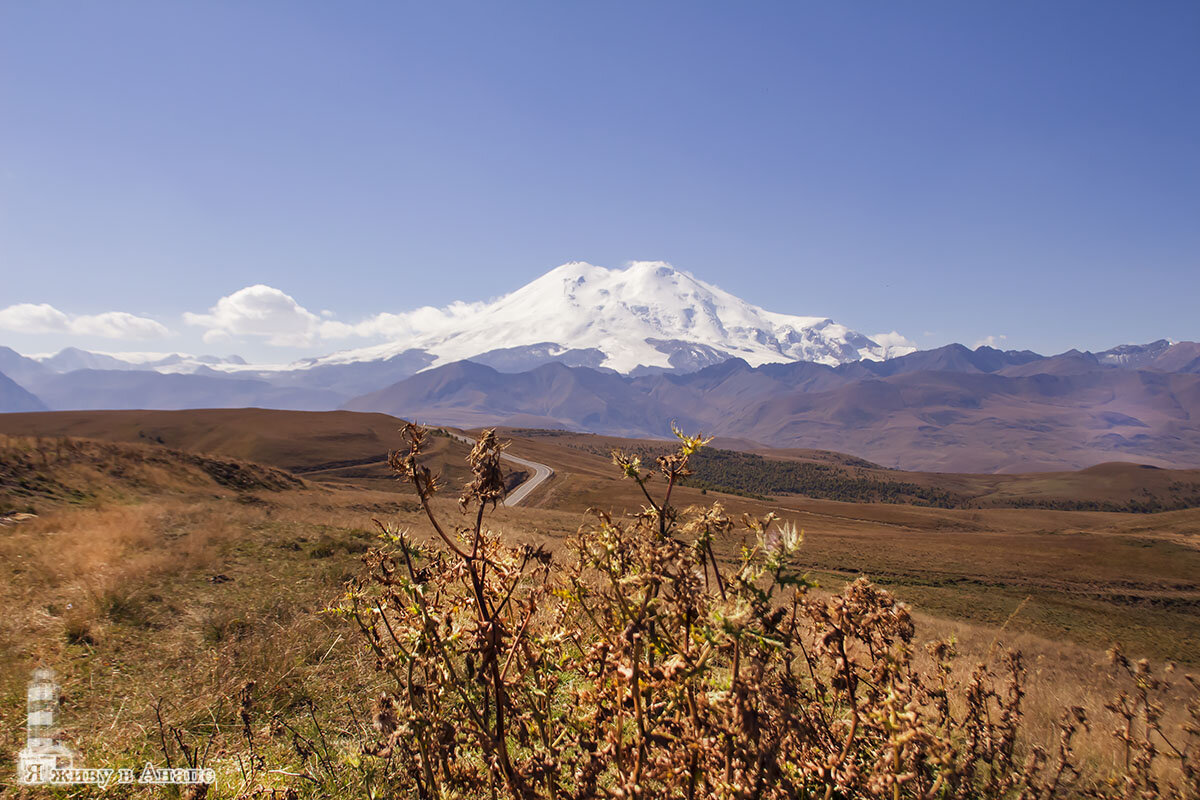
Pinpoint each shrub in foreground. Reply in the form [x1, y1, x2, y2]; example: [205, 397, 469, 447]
[332, 424, 1198, 799]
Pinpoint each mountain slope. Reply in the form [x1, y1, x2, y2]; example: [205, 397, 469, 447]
[345, 360, 704, 435]
[729, 369, 1200, 472]
[26, 369, 345, 411]
[314, 261, 914, 373]
[32, 347, 250, 375]
[0, 371, 47, 413]
[0, 346, 52, 387]
[345, 346, 1200, 472]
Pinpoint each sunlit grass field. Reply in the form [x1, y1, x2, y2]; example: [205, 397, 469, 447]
[0, 425, 1197, 795]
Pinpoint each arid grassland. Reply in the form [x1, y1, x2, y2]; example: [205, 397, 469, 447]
[0, 414, 1197, 797]
[498, 428, 1200, 664]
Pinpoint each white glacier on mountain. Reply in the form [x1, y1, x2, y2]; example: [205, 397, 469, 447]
[308, 261, 915, 373]
[16, 262, 915, 380]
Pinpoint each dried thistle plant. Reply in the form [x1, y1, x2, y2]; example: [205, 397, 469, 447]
[330, 423, 1200, 800]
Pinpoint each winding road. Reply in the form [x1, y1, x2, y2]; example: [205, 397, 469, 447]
[447, 432, 554, 507]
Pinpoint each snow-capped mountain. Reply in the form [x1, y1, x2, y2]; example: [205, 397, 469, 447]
[31, 348, 248, 374]
[2, 261, 922, 412]
[310, 261, 915, 373]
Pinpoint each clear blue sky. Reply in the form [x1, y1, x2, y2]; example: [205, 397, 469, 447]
[2, 1, 1197, 362]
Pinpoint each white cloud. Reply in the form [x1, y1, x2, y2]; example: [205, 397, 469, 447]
[871, 330, 917, 350]
[71, 311, 170, 339]
[870, 331, 918, 357]
[183, 284, 488, 347]
[334, 301, 485, 339]
[0, 302, 168, 339]
[184, 284, 332, 347]
[0, 303, 71, 333]
[973, 334, 1008, 349]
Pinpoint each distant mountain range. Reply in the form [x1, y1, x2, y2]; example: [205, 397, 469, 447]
[1, 261, 911, 404]
[1, 261, 1198, 472]
[3, 339, 1198, 472]
[0, 370, 45, 413]
[342, 341, 1200, 472]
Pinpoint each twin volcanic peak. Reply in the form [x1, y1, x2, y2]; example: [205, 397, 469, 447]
[7, 262, 910, 380]
[307, 261, 915, 374]
[3, 260, 1199, 473]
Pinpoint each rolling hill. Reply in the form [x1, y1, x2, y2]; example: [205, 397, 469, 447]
[345, 347, 1200, 472]
[1, 410, 1198, 664]
[6, 337, 1200, 473]
[0, 408, 477, 493]
[6, 408, 1199, 514]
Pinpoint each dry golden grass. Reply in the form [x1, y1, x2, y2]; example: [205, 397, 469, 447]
[0, 408, 475, 487]
[477, 430, 1200, 665]
[329, 425, 1198, 798]
[0, 429, 1197, 797]
[908, 612, 1197, 783]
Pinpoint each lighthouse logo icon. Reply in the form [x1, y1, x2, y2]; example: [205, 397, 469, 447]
[17, 668, 78, 784]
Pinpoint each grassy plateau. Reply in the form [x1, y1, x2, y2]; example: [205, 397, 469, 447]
[0, 409, 1196, 797]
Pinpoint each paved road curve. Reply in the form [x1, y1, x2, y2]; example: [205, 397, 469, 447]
[447, 432, 554, 507]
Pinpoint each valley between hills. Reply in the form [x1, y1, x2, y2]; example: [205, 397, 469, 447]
[2, 407, 1197, 664]
[1, 406, 1198, 792]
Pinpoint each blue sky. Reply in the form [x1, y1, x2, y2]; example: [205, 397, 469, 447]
[2, 1, 1197, 363]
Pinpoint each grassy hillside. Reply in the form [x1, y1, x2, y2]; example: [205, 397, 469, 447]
[0, 434, 302, 515]
[0, 431, 538, 796]
[4, 414, 1194, 663]
[483, 427, 1200, 662]
[0, 429, 1195, 797]
[503, 427, 1200, 511]
[10, 411, 1199, 512]
[0, 408, 477, 492]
